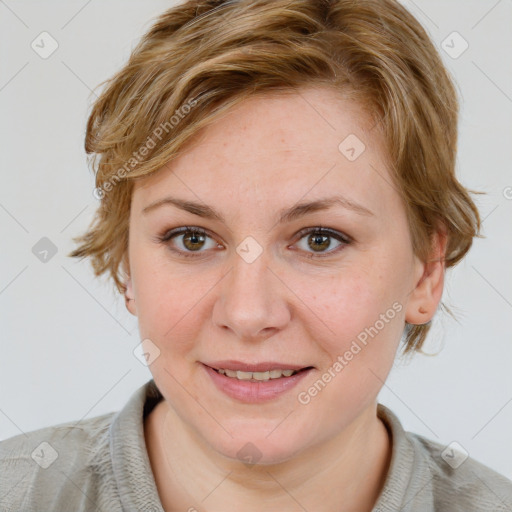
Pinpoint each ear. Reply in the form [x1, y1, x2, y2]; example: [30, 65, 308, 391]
[405, 228, 447, 325]
[121, 253, 137, 317]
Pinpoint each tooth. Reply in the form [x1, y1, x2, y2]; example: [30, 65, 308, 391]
[252, 371, 270, 381]
[236, 370, 253, 380]
[217, 368, 301, 380]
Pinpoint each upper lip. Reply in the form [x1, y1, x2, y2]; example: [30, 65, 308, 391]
[203, 360, 313, 372]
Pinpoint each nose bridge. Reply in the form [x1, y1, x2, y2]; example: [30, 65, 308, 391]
[231, 246, 272, 301]
[215, 242, 289, 339]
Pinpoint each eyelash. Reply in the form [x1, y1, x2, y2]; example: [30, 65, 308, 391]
[156, 225, 352, 259]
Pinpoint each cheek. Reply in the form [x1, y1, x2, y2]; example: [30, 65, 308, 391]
[309, 268, 401, 343]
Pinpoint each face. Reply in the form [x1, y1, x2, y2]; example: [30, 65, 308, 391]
[125, 86, 436, 464]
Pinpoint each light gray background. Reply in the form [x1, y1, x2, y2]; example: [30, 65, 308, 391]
[1, 0, 511, 481]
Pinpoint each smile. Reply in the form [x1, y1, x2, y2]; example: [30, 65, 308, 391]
[202, 362, 315, 403]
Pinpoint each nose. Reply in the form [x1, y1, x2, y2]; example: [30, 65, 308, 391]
[212, 247, 291, 342]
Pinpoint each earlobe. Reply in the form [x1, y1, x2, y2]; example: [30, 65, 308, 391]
[405, 230, 447, 325]
[124, 276, 137, 316]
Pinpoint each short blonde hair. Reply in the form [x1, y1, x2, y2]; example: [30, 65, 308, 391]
[69, 0, 481, 355]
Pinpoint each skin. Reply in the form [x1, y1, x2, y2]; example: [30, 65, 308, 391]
[124, 86, 446, 512]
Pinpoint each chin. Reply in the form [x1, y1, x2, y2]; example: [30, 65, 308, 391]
[207, 427, 307, 467]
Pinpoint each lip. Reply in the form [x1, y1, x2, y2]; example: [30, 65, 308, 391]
[203, 360, 312, 372]
[201, 363, 314, 403]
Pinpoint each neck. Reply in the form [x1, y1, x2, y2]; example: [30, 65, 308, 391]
[145, 400, 391, 512]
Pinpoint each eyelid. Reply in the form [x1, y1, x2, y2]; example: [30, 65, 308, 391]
[159, 225, 211, 242]
[293, 226, 352, 244]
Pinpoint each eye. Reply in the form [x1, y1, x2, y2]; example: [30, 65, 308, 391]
[293, 227, 351, 258]
[157, 226, 221, 258]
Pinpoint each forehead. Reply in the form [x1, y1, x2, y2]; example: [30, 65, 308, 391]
[132, 86, 398, 223]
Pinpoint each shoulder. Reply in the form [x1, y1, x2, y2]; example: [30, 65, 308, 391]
[375, 403, 512, 512]
[408, 431, 512, 511]
[0, 412, 116, 512]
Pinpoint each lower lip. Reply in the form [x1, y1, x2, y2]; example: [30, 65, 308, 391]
[202, 364, 313, 403]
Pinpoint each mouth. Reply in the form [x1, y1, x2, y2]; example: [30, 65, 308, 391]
[201, 361, 315, 403]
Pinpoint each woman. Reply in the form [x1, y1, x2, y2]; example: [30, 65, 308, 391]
[1, 0, 511, 511]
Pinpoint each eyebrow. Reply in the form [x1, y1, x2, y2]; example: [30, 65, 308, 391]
[142, 195, 374, 223]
